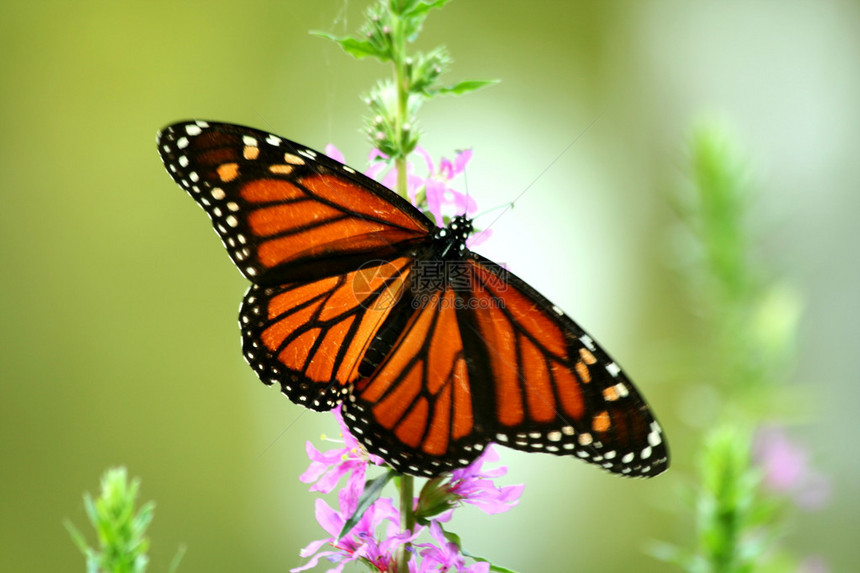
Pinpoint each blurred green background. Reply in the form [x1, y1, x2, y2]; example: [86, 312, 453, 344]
[2, 1, 858, 571]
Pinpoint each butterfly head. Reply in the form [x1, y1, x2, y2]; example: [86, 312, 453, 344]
[433, 215, 473, 256]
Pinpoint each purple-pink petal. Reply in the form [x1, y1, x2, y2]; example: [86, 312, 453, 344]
[754, 427, 806, 492]
[417, 521, 464, 570]
[446, 446, 523, 514]
[368, 148, 389, 163]
[313, 498, 344, 537]
[380, 168, 400, 192]
[290, 549, 337, 572]
[439, 157, 454, 180]
[414, 145, 435, 174]
[453, 149, 472, 174]
[313, 462, 356, 494]
[365, 161, 387, 181]
[325, 144, 346, 163]
[296, 538, 330, 559]
[753, 425, 830, 511]
[451, 189, 478, 215]
[424, 180, 447, 226]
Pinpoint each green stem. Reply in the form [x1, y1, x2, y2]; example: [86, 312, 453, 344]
[390, 9, 415, 572]
[391, 6, 409, 200]
[397, 474, 415, 571]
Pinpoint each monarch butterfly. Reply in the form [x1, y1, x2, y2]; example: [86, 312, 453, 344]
[157, 120, 669, 478]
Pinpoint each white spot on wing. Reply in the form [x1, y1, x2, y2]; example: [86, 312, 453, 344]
[579, 334, 596, 351]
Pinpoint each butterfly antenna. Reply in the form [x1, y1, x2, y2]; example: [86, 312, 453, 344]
[472, 201, 515, 221]
[479, 112, 604, 232]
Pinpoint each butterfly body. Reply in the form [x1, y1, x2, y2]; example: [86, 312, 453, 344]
[158, 120, 669, 477]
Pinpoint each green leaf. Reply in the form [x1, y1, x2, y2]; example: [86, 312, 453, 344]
[310, 31, 387, 60]
[337, 470, 396, 539]
[63, 519, 91, 556]
[166, 544, 187, 573]
[431, 79, 499, 96]
[487, 564, 521, 573]
[404, 0, 456, 19]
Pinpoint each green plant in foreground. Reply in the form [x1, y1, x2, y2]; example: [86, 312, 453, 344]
[314, 0, 496, 201]
[652, 123, 827, 572]
[66, 467, 183, 573]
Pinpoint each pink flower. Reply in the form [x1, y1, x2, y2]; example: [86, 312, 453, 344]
[299, 406, 384, 496]
[292, 493, 419, 572]
[412, 146, 477, 227]
[324, 144, 346, 164]
[297, 422, 523, 571]
[326, 144, 488, 246]
[752, 425, 830, 511]
[446, 446, 524, 514]
[798, 555, 829, 573]
[415, 522, 490, 573]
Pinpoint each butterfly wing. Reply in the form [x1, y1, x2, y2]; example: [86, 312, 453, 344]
[462, 254, 668, 477]
[342, 283, 488, 475]
[158, 120, 436, 409]
[157, 120, 433, 285]
[342, 251, 668, 477]
[240, 257, 415, 410]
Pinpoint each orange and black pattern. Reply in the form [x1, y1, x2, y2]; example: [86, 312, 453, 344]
[158, 120, 669, 477]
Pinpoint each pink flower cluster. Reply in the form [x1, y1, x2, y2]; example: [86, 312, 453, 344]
[292, 408, 522, 573]
[325, 145, 491, 247]
[752, 425, 830, 511]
